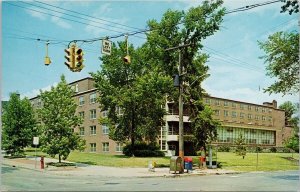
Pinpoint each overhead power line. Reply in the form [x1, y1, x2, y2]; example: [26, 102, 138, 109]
[34, 0, 143, 31]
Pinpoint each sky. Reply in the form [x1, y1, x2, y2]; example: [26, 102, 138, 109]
[1, 0, 299, 107]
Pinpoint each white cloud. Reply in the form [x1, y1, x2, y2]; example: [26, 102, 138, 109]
[21, 82, 58, 99]
[51, 15, 72, 29]
[26, 7, 47, 20]
[203, 82, 298, 106]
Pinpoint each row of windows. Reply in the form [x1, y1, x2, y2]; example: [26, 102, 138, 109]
[79, 125, 109, 136]
[79, 92, 97, 106]
[214, 110, 272, 121]
[90, 142, 123, 152]
[78, 109, 108, 120]
[205, 98, 272, 113]
[217, 127, 275, 145]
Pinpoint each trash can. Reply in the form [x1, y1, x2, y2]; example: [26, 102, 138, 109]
[184, 157, 193, 172]
[169, 156, 183, 174]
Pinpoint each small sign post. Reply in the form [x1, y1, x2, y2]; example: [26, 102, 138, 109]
[101, 39, 112, 55]
[33, 137, 39, 169]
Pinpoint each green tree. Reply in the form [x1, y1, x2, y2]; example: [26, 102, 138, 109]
[2, 92, 37, 156]
[143, 0, 225, 149]
[258, 31, 299, 95]
[279, 101, 299, 152]
[38, 75, 85, 162]
[191, 104, 221, 150]
[91, 42, 173, 150]
[280, 0, 299, 15]
[235, 133, 246, 159]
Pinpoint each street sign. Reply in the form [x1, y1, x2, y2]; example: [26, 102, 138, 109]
[33, 137, 39, 145]
[102, 39, 112, 55]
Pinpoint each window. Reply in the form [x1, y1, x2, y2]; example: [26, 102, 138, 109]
[90, 109, 96, 119]
[255, 106, 259, 112]
[79, 127, 85, 136]
[240, 104, 245, 110]
[116, 143, 123, 152]
[79, 96, 85, 106]
[205, 98, 210, 104]
[248, 105, 252, 111]
[268, 116, 272, 122]
[269, 109, 272, 113]
[214, 110, 220, 116]
[90, 92, 96, 104]
[255, 115, 260, 120]
[232, 111, 237, 118]
[102, 110, 108, 117]
[215, 100, 220, 106]
[224, 110, 229, 117]
[262, 108, 266, 113]
[262, 116, 266, 121]
[224, 101, 228, 107]
[102, 124, 109, 135]
[90, 125, 96, 135]
[116, 106, 124, 115]
[102, 142, 109, 152]
[79, 111, 84, 119]
[232, 102, 236, 108]
[248, 114, 252, 119]
[90, 143, 96, 152]
[37, 99, 42, 108]
[240, 112, 244, 119]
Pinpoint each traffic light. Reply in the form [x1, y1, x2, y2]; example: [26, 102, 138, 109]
[74, 47, 84, 72]
[64, 46, 75, 70]
[123, 55, 131, 64]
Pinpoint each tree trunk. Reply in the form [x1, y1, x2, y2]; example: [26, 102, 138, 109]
[59, 154, 61, 163]
[131, 105, 135, 155]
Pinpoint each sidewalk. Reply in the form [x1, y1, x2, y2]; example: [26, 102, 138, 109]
[2, 156, 240, 178]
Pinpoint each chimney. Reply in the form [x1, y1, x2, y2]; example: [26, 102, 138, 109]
[272, 100, 277, 109]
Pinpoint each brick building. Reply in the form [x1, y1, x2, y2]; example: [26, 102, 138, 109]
[30, 77, 293, 155]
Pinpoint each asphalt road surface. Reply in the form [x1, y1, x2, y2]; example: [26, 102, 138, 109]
[2, 165, 299, 191]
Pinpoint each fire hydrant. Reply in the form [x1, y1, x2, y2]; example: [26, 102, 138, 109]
[40, 156, 44, 169]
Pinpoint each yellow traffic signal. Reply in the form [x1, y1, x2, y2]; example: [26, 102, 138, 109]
[75, 47, 84, 72]
[123, 55, 131, 64]
[64, 46, 75, 70]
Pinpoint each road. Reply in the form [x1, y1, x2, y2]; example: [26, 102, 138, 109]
[1, 165, 299, 191]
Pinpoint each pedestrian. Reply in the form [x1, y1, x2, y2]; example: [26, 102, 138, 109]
[199, 146, 206, 169]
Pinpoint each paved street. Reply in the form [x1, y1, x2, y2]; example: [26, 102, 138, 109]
[2, 164, 299, 191]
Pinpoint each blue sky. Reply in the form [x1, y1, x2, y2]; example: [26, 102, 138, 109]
[2, 0, 299, 106]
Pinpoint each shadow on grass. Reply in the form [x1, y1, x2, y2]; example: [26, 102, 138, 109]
[1, 165, 19, 174]
[75, 161, 97, 166]
[46, 162, 76, 167]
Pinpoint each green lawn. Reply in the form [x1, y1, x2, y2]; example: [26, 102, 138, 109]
[24, 148, 299, 171]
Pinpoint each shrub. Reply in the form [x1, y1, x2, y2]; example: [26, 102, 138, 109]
[218, 145, 230, 152]
[255, 146, 262, 153]
[270, 147, 277, 153]
[123, 142, 165, 157]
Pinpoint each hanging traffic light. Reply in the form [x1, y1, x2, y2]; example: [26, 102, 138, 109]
[123, 55, 131, 64]
[64, 46, 75, 70]
[74, 46, 84, 72]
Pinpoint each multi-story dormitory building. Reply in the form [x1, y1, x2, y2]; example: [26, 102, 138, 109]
[30, 77, 293, 155]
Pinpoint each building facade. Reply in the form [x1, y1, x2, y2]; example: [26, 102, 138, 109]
[162, 96, 293, 156]
[30, 77, 293, 155]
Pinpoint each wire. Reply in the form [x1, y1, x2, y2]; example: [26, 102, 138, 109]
[6, 2, 146, 40]
[34, 0, 143, 31]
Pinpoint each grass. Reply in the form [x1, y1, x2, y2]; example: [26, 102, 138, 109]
[24, 148, 299, 171]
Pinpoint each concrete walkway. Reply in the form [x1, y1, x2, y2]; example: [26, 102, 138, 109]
[2, 156, 240, 178]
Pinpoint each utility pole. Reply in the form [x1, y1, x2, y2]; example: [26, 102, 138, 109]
[166, 43, 191, 173]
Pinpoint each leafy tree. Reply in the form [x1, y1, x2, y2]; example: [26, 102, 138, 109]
[2, 92, 37, 156]
[280, 0, 299, 15]
[143, 0, 225, 149]
[191, 103, 221, 150]
[38, 75, 85, 162]
[91, 42, 173, 150]
[235, 133, 246, 159]
[279, 101, 299, 152]
[258, 31, 299, 95]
